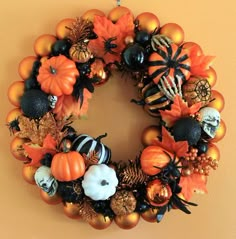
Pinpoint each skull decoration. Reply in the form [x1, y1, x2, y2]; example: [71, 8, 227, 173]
[48, 95, 58, 108]
[34, 166, 58, 196]
[199, 107, 221, 138]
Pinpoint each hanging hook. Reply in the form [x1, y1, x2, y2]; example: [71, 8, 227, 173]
[117, 0, 121, 6]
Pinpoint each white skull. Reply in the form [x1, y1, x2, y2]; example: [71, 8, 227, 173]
[48, 95, 58, 108]
[34, 166, 58, 196]
[199, 107, 221, 138]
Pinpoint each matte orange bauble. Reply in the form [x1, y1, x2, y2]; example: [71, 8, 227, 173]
[205, 67, 217, 87]
[63, 202, 81, 219]
[18, 56, 38, 80]
[141, 125, 161, 146]
[140, 146, 172, 175]
[82, 9, 105, 22]
[108, 6, 132, 22]
[114, 212, 140, 229]
[22, 165, 38, 184]
[206, 143, 220, 161]
[160, 23, 184, 45]
[7, 81, 25, 107]
[182, 42, 203, 56]
[51, 151, 85, 181]
[141, 208, 158, 222]
[33, 34, 57, 56]
[6, 108, 22, 125]
[40, 189, 62, 205]
[135, 12, 160, 33]
[10, 136, 29, 161]
[89, 214, 112, 230]
[55, 18, 75, 39]
[211, 119, 226, 143]
[207, 90, 225, 112]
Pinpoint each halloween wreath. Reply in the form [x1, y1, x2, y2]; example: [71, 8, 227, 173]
[6, 4, 226, 230]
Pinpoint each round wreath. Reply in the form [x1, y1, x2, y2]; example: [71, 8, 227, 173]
[6, 5, 226, 230]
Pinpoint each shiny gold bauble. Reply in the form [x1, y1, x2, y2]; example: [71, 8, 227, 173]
[181, 42, 203, 56]
[7, 81, 24, 107]
[10, 136, 29, 161]
[55, 18, 75, 39]
[18, 56, 38, 80]
[69, 43, 92, 63]
[40, 189, 62, 205]
[141, 125, 161, 146]
[124, 36, 134, 45]
[206, 143, 220, 161]
[141, 208, 158, 222]
[33, 34, 57, 56]
[6, 108, 22, 124]
[205, 67, 217, 87]
[89, 214, 112, 230]
[211, 119, 226, 143]
[63, 202, 81, 219]
[22, 165, 38, 184]
[207, 90, 225, 112]
[135, 12, 160, 33]
[59, 139, 72, 152]
[82, 9, 105, 22]
[160, 23, 184, 45]
[114, 212, 140, 229]
[108, 6, 132, 22]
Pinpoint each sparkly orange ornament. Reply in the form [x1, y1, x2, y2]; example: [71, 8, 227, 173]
[108, 6, 132, 22]
[141, 208, 158, 222]
[82, 9, 105, 22]
[6, 108, 22, 125]
[205, 67, 217, 87]
[22, 165, 38, 184]
[211, 119, 226, 143]
[182, 42, 203, 56]
[206, 143, 220, 161]
[10, 136, 29, 161]
[160, 23, 184, 45]
[141, 125, 161, 146]
[114, 212, 140, 229]
[18, 56, 38, 80]
[7, 81, 24, 107]
[55, 18, 75, 39]
[63, 202, 81, 219]
[33, 34, 57, 56]
[40, 189, 62, 205]
[89, 214, 112, 230]
[135, 12, 160, 33]
[208, 90, 225, 112]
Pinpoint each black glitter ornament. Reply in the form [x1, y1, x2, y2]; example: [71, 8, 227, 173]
[24, 76, 40, 91]
[196, 141, 208, 155]
[135, 30, 150, 46]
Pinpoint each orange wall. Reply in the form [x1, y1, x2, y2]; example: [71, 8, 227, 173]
[0, 0, 235, 238]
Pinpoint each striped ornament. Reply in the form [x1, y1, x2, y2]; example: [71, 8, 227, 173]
[71, 134, 111, 164]
[148, 43, 191, 85]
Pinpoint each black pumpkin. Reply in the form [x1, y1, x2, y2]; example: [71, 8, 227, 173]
[71, 133, 111, 164]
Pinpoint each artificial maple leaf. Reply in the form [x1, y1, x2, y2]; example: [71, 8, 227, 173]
[159, 95, 202, 127]
[23, 134, 57, 166]
[116, 12, 135, 39]
[152, 126, 189, 157]
[179, 173, 208, 201]
[83, 151, 99, 168]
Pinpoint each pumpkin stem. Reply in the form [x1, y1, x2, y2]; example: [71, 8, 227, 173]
[101, 179, 109, 186]
[50, 65, 57, 74]
[130, 98, 145, 105]
[95, 133, 107, 142]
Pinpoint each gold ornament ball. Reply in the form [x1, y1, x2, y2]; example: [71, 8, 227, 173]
[89, 214, 112, 230]
[141, 208, 158, 222]
[18, 56, 38, 80]
[40, 190, 62, 205]
[124, 36, 134, 45]
[55, 18, 75, 39]
[82, 9, 105, 22]
[6, 108, 22, 126]
[160, 23, 184, 45]
[10, 136, 29, 161]
[63, 202, 81, 219]
[181, 42, 203, 56]
[115, 212, 140, 229]
[22, 165, 38, 184]
[135, 12, 160, 33]
[206, 143, 220, 161]
[59, 138, 72, 152]
[108, 6, 132, 23]
[208, 90, 225, 112]
[205, 67, 217, 87]
[211, 119, 226, 143]
[7, 81, 25, 107]
[141, 125, 161, 146]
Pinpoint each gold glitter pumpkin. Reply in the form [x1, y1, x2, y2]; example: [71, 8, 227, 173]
[183, 76, 211, 106]
[69, 43, 92, 63]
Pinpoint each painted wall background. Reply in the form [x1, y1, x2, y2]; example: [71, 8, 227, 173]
[0, 0, 235, 238]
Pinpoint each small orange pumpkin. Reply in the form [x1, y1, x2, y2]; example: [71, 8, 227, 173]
[51, 151, 85, 181]
[37, 55, 79, 96]
[140, 146, 172, 176]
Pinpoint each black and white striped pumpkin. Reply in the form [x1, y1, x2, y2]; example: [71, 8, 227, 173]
[71, 134, 111, 164]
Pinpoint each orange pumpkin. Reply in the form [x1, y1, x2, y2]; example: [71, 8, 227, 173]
[51, 151, 85, 181]
[140, 146, 172, 175]
[37, 55, 79, 96]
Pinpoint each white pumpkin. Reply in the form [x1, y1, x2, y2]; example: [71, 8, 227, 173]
[82, 164, 118, 201]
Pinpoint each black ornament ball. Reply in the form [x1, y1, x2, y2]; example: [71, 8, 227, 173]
[51, 39, 71, 56]
[122, 43, 146, 71]
[135, 30, 150, 46]
[173, 117, 201, 146]
[20, 89, 50, 119]
[196, 141, 208, 155]
[24, 76, 40, 91]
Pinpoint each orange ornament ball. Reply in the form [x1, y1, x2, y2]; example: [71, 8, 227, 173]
[108, 6, 132, 22]
[33, 34, 57, 56]
[63, 202, 81, 219]
[18, 56, 38, 80]
[40, 190, 62, 205]
[82, 9, 105, 22]
[141, 125, 161, 146]
[160, 23, 184, 45]
[135, 12, 160, 33]
[211, 119, 226, 143]
[114, 212, 140, 229]
[22, 165, 38, 184]
[7, 81, 25, 107]
[89, 214, 112, 230]
[55, 18, 75, 39]
[6, 108, 22, 124]
[141, 208, 158, 222]
[181, 42, 203, 56]
[205, 67, 217, 87]
[208, 90, 225, 112]
[10, 136, 29, 161]
[206, 143, 220, 161]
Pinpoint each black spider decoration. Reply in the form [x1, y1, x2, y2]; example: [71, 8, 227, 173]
[103, 37, 118, 55]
